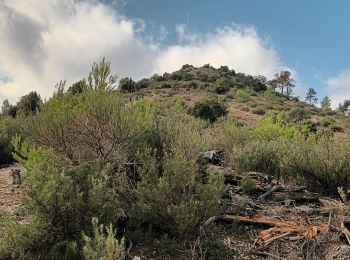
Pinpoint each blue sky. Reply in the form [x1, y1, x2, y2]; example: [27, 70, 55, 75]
[1, 0, 350, 106]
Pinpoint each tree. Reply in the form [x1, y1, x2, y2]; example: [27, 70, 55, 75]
[305, 88, 318, 105]
[67, 80, 88, 95]
[1, 100, 17, 117]
[190, 96, 228, 122]
[338, 100, 350, 115]
[273, 71, 295, 98]
[118, 77, 137, 93]
[16, 92, 41, 116]
[320, 96, 332, 110]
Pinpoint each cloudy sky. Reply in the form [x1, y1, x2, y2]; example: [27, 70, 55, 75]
[1, 0, 350, 107]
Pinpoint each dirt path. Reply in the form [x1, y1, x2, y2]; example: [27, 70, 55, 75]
[0, 163, 23, 216]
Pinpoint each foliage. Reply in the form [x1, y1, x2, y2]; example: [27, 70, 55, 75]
[30, 89, 153, 165]
[83, 218, 125, 260]
[132, 149, 225, 240]
[118, 77, 137, 93]
[283, 135, 350, 194]
[88, 58, 118, 91]
[0, 214, 44, 259]
[271, 71, 295, 98]
[251, 107, 266, 115]
[190, 96, 227, 122]
[240, 175, 255, 194]
[305, 88, 318, 105]
[252, 116, 296, 142]
[0, 117, 25, 165]
[320, 96, 332, 110]
[338, 100, 350, 114]
[285, 108, 311, 123]
[234, 141, 282, 177]
[7, 144, 123, 257]
[16, 91, 41, 116]
[234, 89, 250, 103]
[1, 99, 17, 117]
[67, 80, 88, 95]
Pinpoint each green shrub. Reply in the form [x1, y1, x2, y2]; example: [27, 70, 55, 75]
[284, 136, 350, 194]
[234, 89, 250, 103]
[321, 117, 336, 127]
[214, 85, 230, 94]
[119, 77, 137, 93]
[240, 175, 255, 194]
[285, 108, 310, 123]
[234, 141, 282, 177]
[5, 144, 123, 257]
[83, 218, 125, 260]
[240, 106, 250, 112]
[247, 101, 257, 108]
[0, 117, 26, 165]
[16, 91, 41, 116]
[0, 214, 44, 259]
[330, 124, 343, 132]
[190, 96, 228, 123]
[251, 107, 266, 115]
[188, 81, 198, 89]
[252, 116, 296, 142]
[132, 149, 225, 240]
[30, 90, 153, 165]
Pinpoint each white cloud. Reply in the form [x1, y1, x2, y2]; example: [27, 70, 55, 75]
[0, 0, 286, 104]
[324, 70, 350, 107]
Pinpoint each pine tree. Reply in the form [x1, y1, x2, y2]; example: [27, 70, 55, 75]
[320, 96, 331, 110]
[305, 88, 318, 105]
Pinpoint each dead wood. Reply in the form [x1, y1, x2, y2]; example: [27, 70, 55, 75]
[273, 191, 320, 204]
[259, 185, 280, 200]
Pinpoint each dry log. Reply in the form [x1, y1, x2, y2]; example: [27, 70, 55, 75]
[258, 185, 280, 200]
[273, 191, 320, 204]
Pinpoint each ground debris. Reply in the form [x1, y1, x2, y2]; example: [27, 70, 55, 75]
[218, 166, 350, 259]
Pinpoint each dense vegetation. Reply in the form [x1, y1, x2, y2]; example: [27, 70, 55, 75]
[1, 60, 350, 259]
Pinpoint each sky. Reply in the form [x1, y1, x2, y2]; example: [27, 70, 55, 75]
[1, 0, 350, 107]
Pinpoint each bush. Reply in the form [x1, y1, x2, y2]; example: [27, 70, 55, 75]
[234, 141, 282, 177]
[251, 107, 266, 115]
[4, 144, 124, 257]
[214, 85, 230, 94]
[285, 108, 310, 123]
[188, 81, 198, 89]
[234, 89, 250, 103]
[284, 136, 350, 194]
[83, 218, 125, 260]
[0, 214, 43, 259]
[0, 117, 25, 165]
[132, 149, 225, 240]
[252, 116, 296, 142]
[212, 117, 250, 152]
[321, 117, 336, 127]
[240, 175, 255, 194]
[330, 124, 343, 132]
[190, 96, 228, 123]
[30, 90, 153, 165]
[16, 91, 41, 116]
[119, 77, 137, 93]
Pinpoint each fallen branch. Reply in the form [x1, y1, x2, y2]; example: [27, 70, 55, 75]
[259, 185, 280, 200]
[340, 222, 350, 245]
[223, 215, 328, 245]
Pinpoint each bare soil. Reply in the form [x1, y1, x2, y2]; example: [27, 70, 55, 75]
[0, 163, 24, 216]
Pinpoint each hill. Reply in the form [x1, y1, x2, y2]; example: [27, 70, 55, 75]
[124, 64, 350, 133]
[2, 61, 350, 259]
